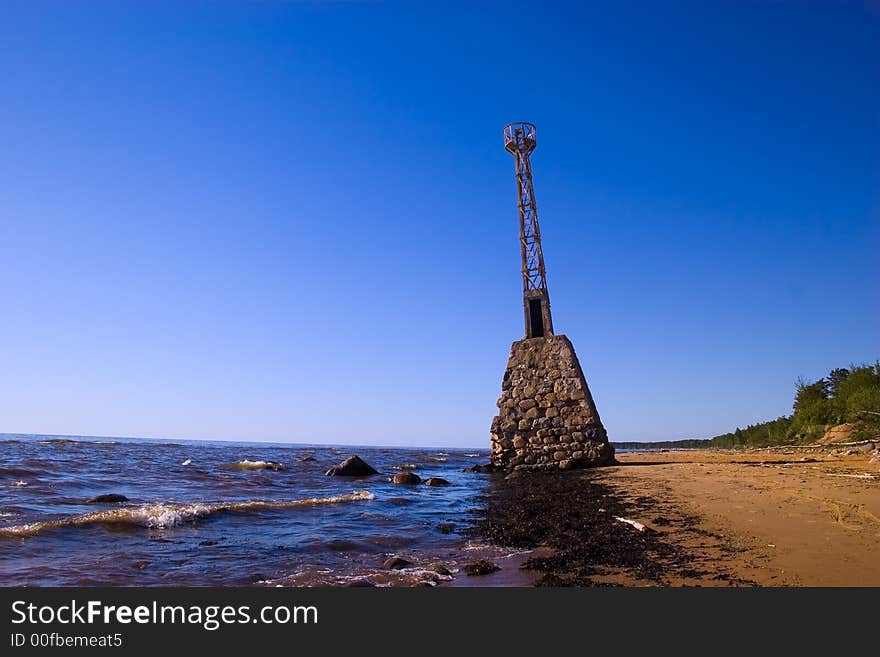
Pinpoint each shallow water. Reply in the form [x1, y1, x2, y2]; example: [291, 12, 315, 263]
[0, 434, 490, 586]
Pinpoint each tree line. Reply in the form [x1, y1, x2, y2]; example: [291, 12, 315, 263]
[614, 361, 880, 450]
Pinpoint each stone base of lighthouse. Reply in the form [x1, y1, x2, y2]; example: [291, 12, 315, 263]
[490, 335, 614, 470]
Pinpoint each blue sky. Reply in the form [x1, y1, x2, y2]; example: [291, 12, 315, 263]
[1, 1, 877, 446]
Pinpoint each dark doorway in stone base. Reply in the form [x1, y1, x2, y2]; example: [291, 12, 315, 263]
[528, 298, 545, 338]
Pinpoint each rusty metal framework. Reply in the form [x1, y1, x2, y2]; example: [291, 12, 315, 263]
[503, 122, 554, 338]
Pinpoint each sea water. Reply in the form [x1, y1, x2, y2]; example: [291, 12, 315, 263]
[0, 434, 490, 586]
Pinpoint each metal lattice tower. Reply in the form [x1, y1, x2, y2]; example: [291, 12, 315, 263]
[504, 122, 554, 339]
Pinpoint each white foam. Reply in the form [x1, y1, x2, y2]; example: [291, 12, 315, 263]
[133, 503, 215, 528]
[225, 459, 285, 471]
[0, 490, 375, 537]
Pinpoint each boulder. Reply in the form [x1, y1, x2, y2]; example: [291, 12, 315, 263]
[297, 455, 316, 462]
[424, 477, 450, 487]
[392, 472, 421, 485]
[463, 559, 500, 576]
[87, 494, 128, 504]
[383, 556, 412, 570]
[428, 563, 452, 576]
[325, 455, 379, 477]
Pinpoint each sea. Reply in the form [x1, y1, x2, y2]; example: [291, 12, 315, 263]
[0, 434, 497, 587]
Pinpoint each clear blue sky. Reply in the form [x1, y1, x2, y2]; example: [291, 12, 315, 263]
[1, 1, 877, 446]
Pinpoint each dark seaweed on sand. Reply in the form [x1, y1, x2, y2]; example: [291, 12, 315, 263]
[467, 470, 730, 586]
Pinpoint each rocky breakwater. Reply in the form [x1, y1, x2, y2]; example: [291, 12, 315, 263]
[490, 335, 613, 470]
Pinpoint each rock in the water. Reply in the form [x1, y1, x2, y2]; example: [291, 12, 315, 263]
[424, 477, 449, 487]
[346, 579, 376, 587]
[87, 494, 128, 504]
[383, 556, 412, 570]
[428, 563, 452, 576]
[327, 539, 359, 552]
[392, 472, 421, 485]
[298, 455, 316, 462]
[325, 455, 379, 477]
[436, 522, 455, 534]
[463, 559, 500, 576]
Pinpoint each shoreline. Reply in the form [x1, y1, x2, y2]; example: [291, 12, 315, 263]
[466, 445, 880, 586]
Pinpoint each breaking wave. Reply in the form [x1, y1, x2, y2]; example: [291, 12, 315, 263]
[0, 490, 375, 538]
[220, 459, 286, 471]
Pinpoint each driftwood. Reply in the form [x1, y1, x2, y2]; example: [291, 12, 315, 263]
[614, 517, 648, 532]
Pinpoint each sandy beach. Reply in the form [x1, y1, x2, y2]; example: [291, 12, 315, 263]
[470, 445, 880, 587]
[601, 447, 880, 586]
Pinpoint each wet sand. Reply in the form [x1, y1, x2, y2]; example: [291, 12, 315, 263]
[468, 445, 880, 586]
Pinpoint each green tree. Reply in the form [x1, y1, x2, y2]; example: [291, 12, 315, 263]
[794, 377, 829, 413]
[706, 361, 879, 448]
[827, 368, 850, 397]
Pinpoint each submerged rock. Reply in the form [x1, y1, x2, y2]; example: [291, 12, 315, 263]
[424, 477, 450, 487]
[392, 472, 421, 485]
[87, 494, 128, 504]
[325, 455, 379, 477]
[221, 460, 286, 472]
[383, 556, 412, 570]
[297, 455, 316, 462]
[327, 539, 359, 552]
[463, 559, 500, 576]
